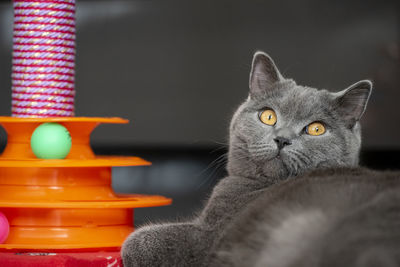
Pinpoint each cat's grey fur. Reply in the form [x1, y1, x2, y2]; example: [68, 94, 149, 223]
[210, 167, 400, 267]
[122, 52, 399, 266]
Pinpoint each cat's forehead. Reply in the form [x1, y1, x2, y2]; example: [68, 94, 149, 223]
[281, 85, 330, 112]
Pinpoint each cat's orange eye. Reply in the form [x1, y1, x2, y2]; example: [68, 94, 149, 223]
[306, 122, 326, 136]
[259, 109, 277, 126]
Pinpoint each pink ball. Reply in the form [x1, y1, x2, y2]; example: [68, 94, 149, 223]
[0, 211, 9, 243]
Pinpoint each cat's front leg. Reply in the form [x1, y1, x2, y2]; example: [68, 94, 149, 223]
[121, 222, 209, 267]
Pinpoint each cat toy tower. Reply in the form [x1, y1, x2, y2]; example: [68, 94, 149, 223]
[0, 0, 171, 253]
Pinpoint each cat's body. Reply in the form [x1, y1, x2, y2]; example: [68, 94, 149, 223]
[121, 52, 399, 266]
[210, 167, 400, 267]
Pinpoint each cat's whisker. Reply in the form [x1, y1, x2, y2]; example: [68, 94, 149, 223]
[195, 153, 228, 190]
[205, 158, 228, 182]
[251, 150, 276, 159]
[210, 145, 228, 154]
[296, 150, 311, 162]
[249, 143, 275, 149]
[291, 150, 311, 165]
[282, 158, 296, 176]
[284, 151, 304, 176]
[290, 151, 309, 166]
[195, 164, 226, 191]
[230, 153, 255, 165]
[230, 153, 250, 162]
[231, 145, 247, 152]
[210, 140, 229, 146]
[285, 157, 295, 175]
[292, 156, 303, 174]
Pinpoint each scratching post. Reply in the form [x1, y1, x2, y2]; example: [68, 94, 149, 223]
[12, 0, 75, 117]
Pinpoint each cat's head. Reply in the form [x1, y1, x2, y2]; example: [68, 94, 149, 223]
[227, 51, 372, 181]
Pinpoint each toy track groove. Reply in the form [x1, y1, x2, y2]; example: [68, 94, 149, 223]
[0, 117, 172, 250]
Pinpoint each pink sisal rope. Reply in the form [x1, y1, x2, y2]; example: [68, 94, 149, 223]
[12, 0, 76, 117]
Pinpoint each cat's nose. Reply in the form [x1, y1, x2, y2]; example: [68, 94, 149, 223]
[274, 137, 292, 150]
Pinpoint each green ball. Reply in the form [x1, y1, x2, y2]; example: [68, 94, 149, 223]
[31, 123, 72, 159]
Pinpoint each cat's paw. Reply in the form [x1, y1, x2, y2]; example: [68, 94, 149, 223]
[121, 222, 206, 267]
[121, 224, 168, 267]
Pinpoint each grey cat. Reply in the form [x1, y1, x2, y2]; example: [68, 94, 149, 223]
[122, 52, 399, 266]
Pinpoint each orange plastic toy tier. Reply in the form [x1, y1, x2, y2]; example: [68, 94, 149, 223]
[0, 117, 172, 250]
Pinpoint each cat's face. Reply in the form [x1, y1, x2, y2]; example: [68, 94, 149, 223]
[227, 52, 372, 181]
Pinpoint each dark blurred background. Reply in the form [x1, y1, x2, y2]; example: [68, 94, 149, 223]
[0, 0, 399, 226]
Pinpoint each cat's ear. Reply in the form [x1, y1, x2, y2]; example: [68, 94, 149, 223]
[249, 51, 283, 97]
[334, 80, 372, 128]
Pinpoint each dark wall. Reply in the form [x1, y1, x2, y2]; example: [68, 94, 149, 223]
[0, 0, 399, 148]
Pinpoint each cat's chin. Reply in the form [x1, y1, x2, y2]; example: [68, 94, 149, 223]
[246, 150, 289, 178]
[261, 157, 289, 179]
